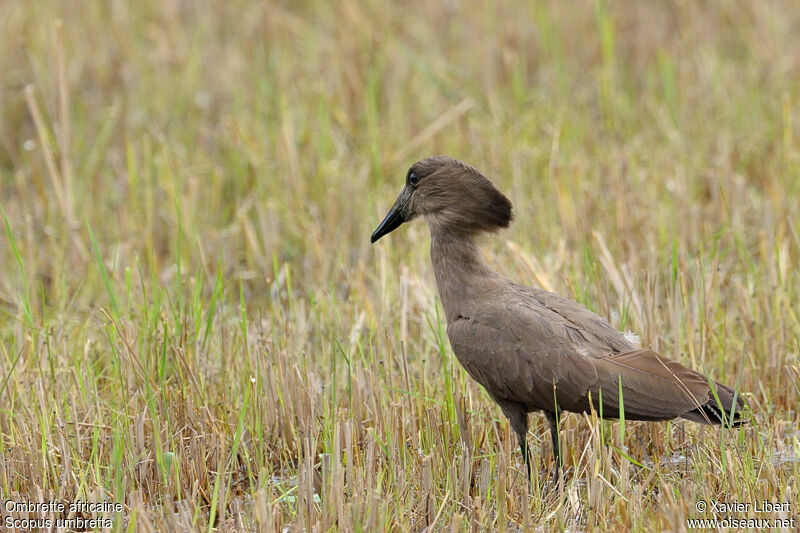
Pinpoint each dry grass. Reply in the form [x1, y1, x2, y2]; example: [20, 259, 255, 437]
[1, 0, 799, 530]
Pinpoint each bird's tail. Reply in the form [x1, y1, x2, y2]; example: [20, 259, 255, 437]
[681, 380, 746, 427]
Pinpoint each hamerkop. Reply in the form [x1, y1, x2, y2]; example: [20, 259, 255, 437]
[371, 155, 745, 478]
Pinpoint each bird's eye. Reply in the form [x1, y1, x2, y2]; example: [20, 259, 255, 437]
[408, 172, 420, 186]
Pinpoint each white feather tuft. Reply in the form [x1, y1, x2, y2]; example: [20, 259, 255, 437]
[623, 331, 641, 347]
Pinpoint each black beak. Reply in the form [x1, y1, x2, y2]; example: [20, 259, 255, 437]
[371, 186, 412, 243]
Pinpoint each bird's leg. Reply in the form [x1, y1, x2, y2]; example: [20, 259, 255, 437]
[544, 408, 562, 484]
[515, 427, 532, 483]
[499, 401, 531, 483]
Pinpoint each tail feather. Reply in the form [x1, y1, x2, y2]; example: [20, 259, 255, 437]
[681, 380, 746, 427]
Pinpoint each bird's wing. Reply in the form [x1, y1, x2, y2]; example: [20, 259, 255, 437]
[447, 298, 600, 410]
[447, 294, 713, 419]
[577, 349, 711, 419]
[507, 281, 635, 355]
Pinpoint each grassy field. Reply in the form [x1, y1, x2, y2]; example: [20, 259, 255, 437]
[1, 0, 799, 530]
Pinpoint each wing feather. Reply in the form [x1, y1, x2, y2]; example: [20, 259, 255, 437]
[446, 285, 731, 422]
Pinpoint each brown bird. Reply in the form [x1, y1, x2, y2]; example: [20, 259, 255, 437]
[371, 155, 745, 479]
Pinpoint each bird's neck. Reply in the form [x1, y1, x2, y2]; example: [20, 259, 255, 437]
[428, 226, 497, 323]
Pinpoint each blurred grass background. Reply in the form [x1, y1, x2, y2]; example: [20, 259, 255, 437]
[1, 0, 799, 530]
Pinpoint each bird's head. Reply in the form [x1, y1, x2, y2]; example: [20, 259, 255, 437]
[370, 155, 513, 243]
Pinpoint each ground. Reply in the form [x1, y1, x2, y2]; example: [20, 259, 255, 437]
[0, 1, 798, 531]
